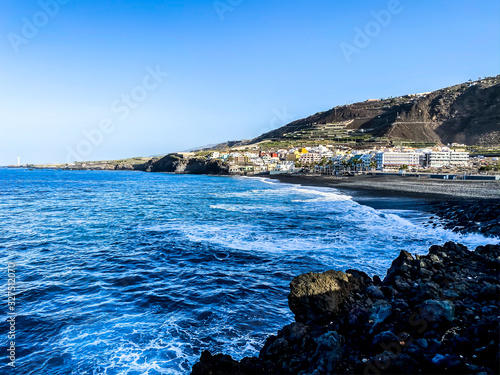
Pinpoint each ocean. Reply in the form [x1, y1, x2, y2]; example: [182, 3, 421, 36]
[0, 168, 496, 374]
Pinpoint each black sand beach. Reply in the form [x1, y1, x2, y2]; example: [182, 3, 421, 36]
[258, 173, 500, 201]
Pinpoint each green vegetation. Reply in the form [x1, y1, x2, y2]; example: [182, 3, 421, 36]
[479, 163, 500, 171]
[254, 135, 379, 150]
[392, 141, 439, 148]
[465, 146, 500, 155]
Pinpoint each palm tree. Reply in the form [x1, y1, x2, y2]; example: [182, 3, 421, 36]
[341, 160, 349, 173]
[355, 159, 363, 172]
[326, 160, 334, 175]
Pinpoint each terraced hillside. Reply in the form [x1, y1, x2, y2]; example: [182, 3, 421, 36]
[211, 76, 500, 149]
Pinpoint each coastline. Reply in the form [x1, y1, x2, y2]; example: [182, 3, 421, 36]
[253, 173, 500, 200]
[191, 173, 500, 374]
[192, 241, 500, 375]
[10, 164, 500, 201]
[251, 173, 500, 237]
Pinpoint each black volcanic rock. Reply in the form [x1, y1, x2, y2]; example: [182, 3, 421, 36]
[147, 154, 229, 175]
[183, 159, 229, 175]
[147, 154, 181, 172]
[432, 199, 500, 238]
[191, 351, 244, 375]
[192, 241, 500, 374]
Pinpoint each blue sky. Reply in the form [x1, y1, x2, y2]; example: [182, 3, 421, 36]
[0, 0, 499, 165]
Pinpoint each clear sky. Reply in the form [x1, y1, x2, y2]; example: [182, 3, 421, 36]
[0, 0, 499, 165]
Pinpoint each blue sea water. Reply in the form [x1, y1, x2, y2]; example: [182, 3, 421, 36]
[0, 168, 497, 375]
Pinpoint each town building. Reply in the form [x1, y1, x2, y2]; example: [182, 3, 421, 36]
[422, 151, 469, 168]
[300, 152, 321, 164]
[376, 152, 421, 170]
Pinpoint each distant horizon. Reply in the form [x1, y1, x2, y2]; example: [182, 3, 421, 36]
[1, 0, 499, 165]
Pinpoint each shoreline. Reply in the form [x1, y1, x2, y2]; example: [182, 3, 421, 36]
[189, 174, 500, 374]
[250, 174, 500, 237]
[8, 167, 500, 201]
[252, 173, 500, 201]
[192, 242, 500, 375]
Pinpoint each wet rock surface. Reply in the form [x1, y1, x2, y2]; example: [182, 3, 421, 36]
[191, 242, 500, 374]
[432, 199, 500, 237]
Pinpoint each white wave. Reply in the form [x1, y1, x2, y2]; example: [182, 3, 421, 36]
[252, 177, 353, 200]
[169, 202, 498, 275]
[214, 185, 353, 205]
[209, 204, 291, 213]
[209, 204, 241, 212]
[247, 176, 280, 185]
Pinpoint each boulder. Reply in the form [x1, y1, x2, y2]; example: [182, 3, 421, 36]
[419, 300, 454, 322]
[372, 331, 399, 348]
[368, 300, 392, 334]
[366, 285, 385, 300]
[288, 270, 364, 323]
[278, 322, 310, 343]
[191, 351, 242, 375]
[312, 331, 344, 374]
[384, 250, 415, 285]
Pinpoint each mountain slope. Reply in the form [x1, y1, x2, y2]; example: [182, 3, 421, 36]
[218, 76, 500, 148]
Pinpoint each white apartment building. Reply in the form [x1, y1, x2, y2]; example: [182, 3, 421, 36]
[320, 150, 335, 158]
[376, 152, 421, 170]
[422, 151, 469, 168]
[274, 162, 295, 172]
[300, 152, 322, 164]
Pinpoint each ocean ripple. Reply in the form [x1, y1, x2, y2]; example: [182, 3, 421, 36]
[0, 169, 497, 374]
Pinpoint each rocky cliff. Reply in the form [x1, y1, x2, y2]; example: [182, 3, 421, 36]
[192, 240, 500, 374]
[147, 154, 229, 175]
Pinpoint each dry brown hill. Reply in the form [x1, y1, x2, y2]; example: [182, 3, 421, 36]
[209, 76, 500, 149]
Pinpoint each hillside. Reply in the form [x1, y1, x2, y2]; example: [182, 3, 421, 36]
[205, 76, 500, 149]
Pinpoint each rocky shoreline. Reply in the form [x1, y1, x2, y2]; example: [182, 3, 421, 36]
[20, 153, 230, 175]
[431, 200, 500, 238]
[192, 241, 499, 374]
[146, 154, 229, 174]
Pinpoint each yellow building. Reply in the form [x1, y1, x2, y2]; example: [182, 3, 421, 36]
[267, 164, 277, 172]
[286, 150, 301, 161]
